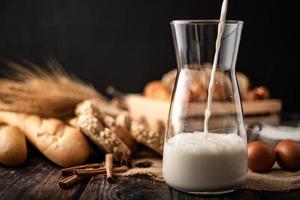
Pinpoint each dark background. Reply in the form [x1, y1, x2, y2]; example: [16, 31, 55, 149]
[0, 0, 298, 112]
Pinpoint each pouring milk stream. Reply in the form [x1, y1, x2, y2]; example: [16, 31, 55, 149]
[204, 0, 228, 136]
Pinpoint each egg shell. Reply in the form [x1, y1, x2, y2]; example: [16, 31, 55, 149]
[248, 141, 276, 172]
[275, 140, 300, 171]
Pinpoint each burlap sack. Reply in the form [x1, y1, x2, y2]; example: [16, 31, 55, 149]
[119, 158, 300, 192]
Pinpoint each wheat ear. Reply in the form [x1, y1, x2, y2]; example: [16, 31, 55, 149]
[0, 58, 104, 118]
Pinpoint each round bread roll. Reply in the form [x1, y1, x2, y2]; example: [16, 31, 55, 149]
[161, 69, 177, 90]
[186, 68, 231, 101]
[0, 125, 27, 167]
[144, 81, 171, 101]
[237, 72, 250, 99]
[157, 66, 242, 102]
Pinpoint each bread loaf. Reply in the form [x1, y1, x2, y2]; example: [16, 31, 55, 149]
[236, 72, 250, 99]
[146, 67, 255, 102]
[0, 111, 90, 167]
[76, 100, 135, 161]
[0, 125, 28, 166]
[144, 81, 171, 101]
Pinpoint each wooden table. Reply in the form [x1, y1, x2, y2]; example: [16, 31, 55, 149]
[1, 151, 300, 200]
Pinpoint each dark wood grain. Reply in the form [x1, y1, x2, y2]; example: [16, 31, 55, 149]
[80, 175, 168, 200]
[0, 151, 89, 200]
[80, 175, 300, 200]
[1, 151, 300, 200]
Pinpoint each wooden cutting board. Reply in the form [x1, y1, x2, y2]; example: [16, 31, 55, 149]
[125, 94, 282, 131]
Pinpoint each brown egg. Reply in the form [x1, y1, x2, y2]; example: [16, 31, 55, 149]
[275, 140, 300, 171]
[248, 141, 276, 172]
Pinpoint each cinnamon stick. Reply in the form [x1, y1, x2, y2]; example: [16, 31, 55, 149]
[59, 174, 88, 189]
[75, 168, 106, 175]
[75, 166, 128, 176]
[105, 153, 113, 183]
[61, 163, 103, 176]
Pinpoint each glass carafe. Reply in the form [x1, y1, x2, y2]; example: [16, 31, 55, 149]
[163, 20, 247, 194]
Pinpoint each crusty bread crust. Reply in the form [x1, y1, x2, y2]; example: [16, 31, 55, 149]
[0, 125, 28, 166]
[0, 111, 90, 167]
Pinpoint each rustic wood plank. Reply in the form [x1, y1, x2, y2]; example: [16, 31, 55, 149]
[0, 150, 89, 200]
[125, 94, 282, 131]
[80, 175, 168, 200]
[79, 174, 300, 200]
[1, 148, 300, 199]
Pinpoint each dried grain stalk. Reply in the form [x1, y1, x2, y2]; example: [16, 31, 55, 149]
[0, 59, 105, 118]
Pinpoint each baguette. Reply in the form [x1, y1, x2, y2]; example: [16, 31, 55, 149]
[0, 111, 90, 167]
[0, 125, 27, 166]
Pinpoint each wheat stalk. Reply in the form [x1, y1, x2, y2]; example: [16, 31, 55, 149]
[0, 58, 105, 118]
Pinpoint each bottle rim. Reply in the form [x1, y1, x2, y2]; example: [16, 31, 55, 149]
[171, 20, 243, 26]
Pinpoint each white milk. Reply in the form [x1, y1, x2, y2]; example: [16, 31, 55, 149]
[163, 132, 247, 193]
